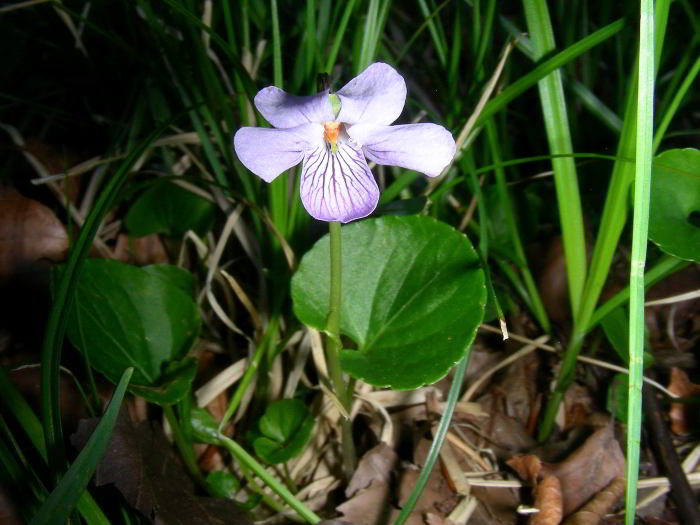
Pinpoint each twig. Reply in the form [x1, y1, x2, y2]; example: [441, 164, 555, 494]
[642, 380, 700, 525]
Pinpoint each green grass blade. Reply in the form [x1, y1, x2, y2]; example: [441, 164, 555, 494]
[626, 0, 655, 519]
[395, 0, 450, 66]
[522, 0, 586, 321]
[539, 0, 671, 441]
[392, 352, 471, 525]
[486, 121, 550, 332]
[0, 369, 112, 525]
[588, 256, 688, 331]
[270, 0, 283, 88]
[417, 0, 447, 68]
[40, 123, 168, 476]
[30, 368, 133, 525]
[475, 18, 625, 127]
[653, 54, 700, 153]
[325, 0, 359, 72]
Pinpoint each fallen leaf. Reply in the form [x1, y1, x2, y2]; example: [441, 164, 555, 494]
[562, 383, 594, 431]
[667, 367, 700, 434]
[114, 233, 169, 266]
[547, 426, 624, 515]
[336, 480, 396, 525]
[562, 477, 624, 525]
[537, 236, 571, 324]
[0, 188, 68, 279]
[506, 455, 542, 481]
[398, 466, 458, 517]
[345, 442, 399, 498]
[531, 475, 563, 525]
[0, 483, 23, 525]
[508, 426, 624, 517]
[71, 412, 252, 525]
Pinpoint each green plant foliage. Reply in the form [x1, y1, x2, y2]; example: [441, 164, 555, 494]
[252, 399, 314, 464]
[206, 471, 240, 499]
[292, 216, 486, 389]
[649, 148, 700, 262]
[607, 372, 630, 423]
[29, 368, 133, 525]
[64, 259, 200, 404]
[125, 180, 215, 238]
[600, 306, 653, 368]
[190, 406, 224, 446]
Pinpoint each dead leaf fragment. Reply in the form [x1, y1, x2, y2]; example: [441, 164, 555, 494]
[506, 454, 542, 481]
[114, 233, 168, 266]
[562, 477, 624, 525]
[547, 426, 624, 515]
[71, 412, 252, 525]
[667, 367, 700, 435]
[531, 475, 563, 525]
[337, 480, 396, 525]
[345, 442, 399, 498]
[0, 188, 69, 279]
[508, 426, 624, 518]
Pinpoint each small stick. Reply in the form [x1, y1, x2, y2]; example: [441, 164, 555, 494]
[642, 379, 700, 525]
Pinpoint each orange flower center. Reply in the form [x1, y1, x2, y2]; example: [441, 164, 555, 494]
[323, 121, 341, 145]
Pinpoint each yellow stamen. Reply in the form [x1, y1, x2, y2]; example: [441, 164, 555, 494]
[323, 121, 341, 153]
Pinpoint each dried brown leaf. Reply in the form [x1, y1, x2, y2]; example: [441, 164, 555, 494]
[71, 412, 252, 525]
[337, 480, 396, 525]
[114, 233, 169, 266]
[0, 188, 68, 279]
[0, 483, 23, 525]
[667, 367, 700, 435]
[346, 443, 399, 498]
[562, 477, 624, 525]
[398, 467, 458, 517]
[509, 426, 624, 517]
[506, 455, 542, 482]
[530, 475, 563, 525]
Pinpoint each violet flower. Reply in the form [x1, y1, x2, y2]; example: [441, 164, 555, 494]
[233, 63, 456, 223]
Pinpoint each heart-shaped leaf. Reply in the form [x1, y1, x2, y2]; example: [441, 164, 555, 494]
[64, 259, 200, 404]
[649, 148, 700, 262]
[125, 179, 215, 238]
[292, 215, 486, 390]
[252, 399, 314, 464]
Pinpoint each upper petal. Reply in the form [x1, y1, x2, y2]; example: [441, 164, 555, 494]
[300, 141, 379, 223]
[233, 124, 323, 182]
[348, 123, 456, 177]
[254, 87, 334, 128]
[336, 63, 406, 126]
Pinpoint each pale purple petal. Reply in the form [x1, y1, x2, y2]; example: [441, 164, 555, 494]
[347, 123, 456, 177]
[254, 87, 334, 128]
[335, 63, 406, 126]
[233, 124, 323, 182]
[300, 141, 379, 223]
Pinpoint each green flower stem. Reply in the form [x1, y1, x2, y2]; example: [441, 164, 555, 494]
[219, 435, 321, 524]
[219, 316, 280, 431]
[163, 405, 205, 488]
[325, 221, 357, 478]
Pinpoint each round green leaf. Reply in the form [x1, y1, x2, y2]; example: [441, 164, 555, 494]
[64, 259, 200, 403]
[206, 471, 240, 499]
[252, 399, 314, 464]
[649, 148, 700, 262]
[125, 180, 215, 238]
[291, 215, 486, 390]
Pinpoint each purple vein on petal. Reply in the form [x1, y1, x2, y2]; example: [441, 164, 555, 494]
[300, 142, 379, 223]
